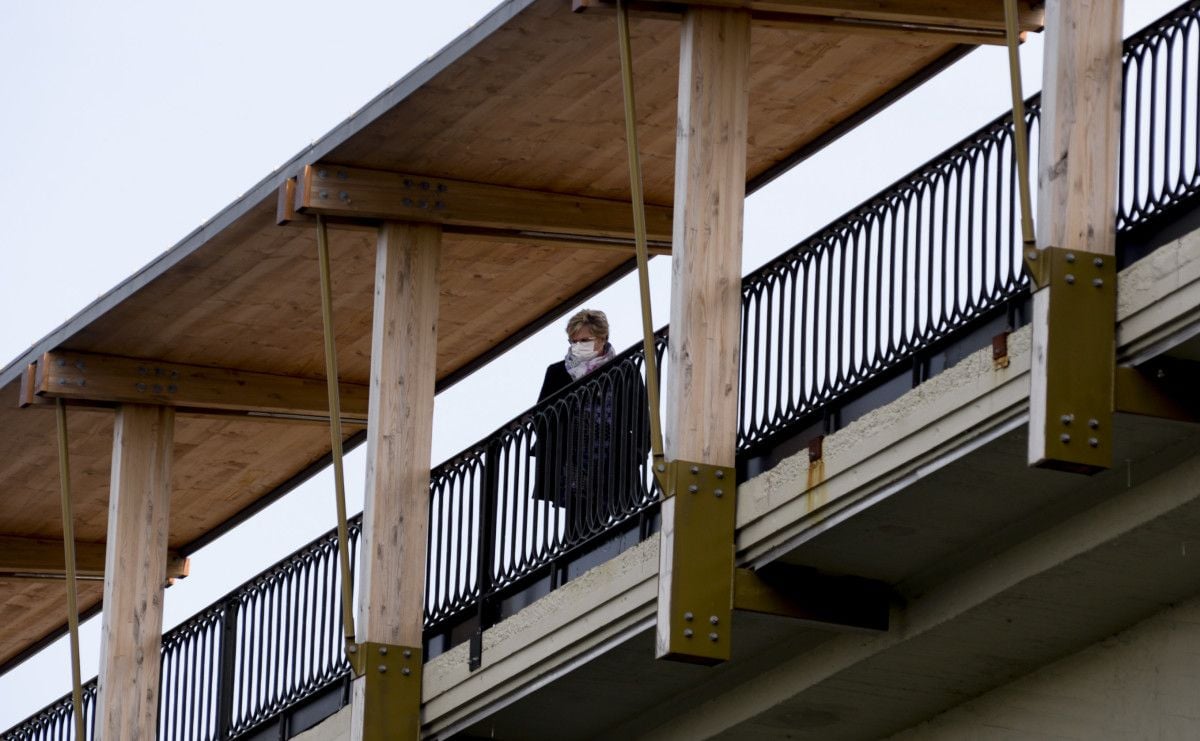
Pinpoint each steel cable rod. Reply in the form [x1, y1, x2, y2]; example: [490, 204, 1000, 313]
[314, 215, 358, 657]
[1004, 0, 1037, 252]
[54, 398, 86, 741]
[616, 0, 667, 485]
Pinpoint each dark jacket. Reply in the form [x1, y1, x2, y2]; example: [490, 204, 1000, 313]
[531, 356, 651, 531]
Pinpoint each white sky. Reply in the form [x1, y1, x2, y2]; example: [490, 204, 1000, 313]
[0, 0, 1182, 730]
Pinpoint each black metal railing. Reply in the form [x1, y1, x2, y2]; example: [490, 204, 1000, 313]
[8, 2, 1200, 739]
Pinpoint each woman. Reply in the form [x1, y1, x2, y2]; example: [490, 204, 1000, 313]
[533, 309, 650, 541]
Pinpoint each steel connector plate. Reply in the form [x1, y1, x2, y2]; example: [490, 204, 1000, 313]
[352, 642, 422, 741]
[656, 459, 737, 665]
[1026, 246, 1116, 473]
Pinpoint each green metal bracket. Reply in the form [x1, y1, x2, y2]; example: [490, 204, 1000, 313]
[346, 642, 422, 741]
[1026, 246, 1116, 473]
[656, 459, 737, 665]
[1115, 358, 1200, 423]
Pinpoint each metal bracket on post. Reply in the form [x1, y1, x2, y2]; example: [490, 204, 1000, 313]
[347, 642, 423, 741]
[1025, 246, 1116, 473]
[656, 459, 737, 665]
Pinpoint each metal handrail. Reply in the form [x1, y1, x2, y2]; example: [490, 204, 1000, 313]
[8, 2, 1200, 738]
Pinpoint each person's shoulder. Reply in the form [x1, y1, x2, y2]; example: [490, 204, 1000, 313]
[539, 361, 572, 400]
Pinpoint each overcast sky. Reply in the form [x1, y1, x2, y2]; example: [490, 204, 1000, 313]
[0, 0, 1183, 730]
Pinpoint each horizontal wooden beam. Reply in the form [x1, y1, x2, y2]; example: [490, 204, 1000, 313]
[0, 535, 188, 582]
[290, 164, 675, 243]
[574, 0, 1043, 45]
[23, 351, 369, 424]
[733, 564, 890, 631]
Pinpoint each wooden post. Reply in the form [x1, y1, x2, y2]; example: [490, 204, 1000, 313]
[349, 222, 441, 740]
[1027, 0, 1123, 470]
[657, 6, 751, 663]
[95, 404, 174, 741]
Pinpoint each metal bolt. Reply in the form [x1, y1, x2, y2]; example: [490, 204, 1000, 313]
[656, 463, 665, 472]
[138, 366, 147, 375]
[714, 489, 723, 498]
[421, 181, 431, 190]
[437, 183, 448, 193]
[137, 383, 146, 392]
[379, 646, 388, 655]
[690, 465, 700, 475]
[403, 178, 413, 188]
[1089, 419, 1099, 430]
[1066, 253, 1077, 263]
[1089, 437, 1100, 448]
[1060, 414, 1074, 425]
[1092, 278, 1104, 288]
[378, 664, 387, 673]
[709, 615, 719, 625]
[56, 358, 66, 367]
[1065, 274, 1076, 285]
[167, 384, 177, 393]
[317, 169, 328, 178]
[1060, 433, 1071, 444]
[153, 384, 163, 393]
[1094, 257, 1104, 267]
[347, 645, 357, 654]
[402, 667, 411, 676]
[339, 191, 350, 202]
[337, 170, 348, 180]
[78, 379, 86, 387]
[1157, 368, 1167, 379]
[435, 201, 445, 210]
[403, 649, 412, 658]
[688, 484, 699, 493]
[74, 360, 85, 370]
[684, 612, 694, 621]
[683, 628, 694, 638]
[403, 197, 413, 206]
[1026, 250, 1038, 260]
[708, 632, 719, 642]
[319, 190, 329, 199]
[59, 378, 67, 386]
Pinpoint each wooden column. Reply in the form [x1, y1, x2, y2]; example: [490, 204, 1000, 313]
[1027, 0, 1123, 470]
[349, 222, 441, 740]
[657, 6, 751, 663]
[95, 404, 174, 741]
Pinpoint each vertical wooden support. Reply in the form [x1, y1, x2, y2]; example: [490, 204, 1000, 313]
[349, 222, 441, 741]
[95, 404, 174, 741]
[1027, 0, 1124, 471]
[657, 6, 751, 664]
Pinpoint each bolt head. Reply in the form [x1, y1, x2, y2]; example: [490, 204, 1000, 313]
[402, 667, 411, 676]
[709, 615, 719, 625]
[690, 465, 700, 475]
[1026, 250, 1038, 260]
[684, 612, 694, 621]
[714, 489, 723, 498]
[379, 646, 388, 655]
[1088, 419, 1099, 430]
[1060, 414, 1074, 425]
[1060, 433, 1071, 444]
[1066, 253, 1076, 263]
[1065, 274, 1076, 285]
[688, 484, 699, 493]
[378, 664, 387, 673]
[683, 628, 694, 638]
[715, 470, 725, 479]
[656, 463, 665, 472]
[403, 649, 412, 658]
[709, 632, 719, 642]
[1089, 437, 1100, 448]
[1092, 278, 1104, 288]
[1094, 257, 1104, 267]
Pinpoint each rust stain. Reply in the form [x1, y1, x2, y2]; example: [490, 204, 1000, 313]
[806, 458, 826, 509]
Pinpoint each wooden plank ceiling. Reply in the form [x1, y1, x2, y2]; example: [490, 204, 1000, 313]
[0, 0, 1036, 672]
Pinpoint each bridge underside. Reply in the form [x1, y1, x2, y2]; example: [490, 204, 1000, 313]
[397, 233, 1200, 740]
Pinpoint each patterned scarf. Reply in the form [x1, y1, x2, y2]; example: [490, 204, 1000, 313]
[564, 342, 616, 381]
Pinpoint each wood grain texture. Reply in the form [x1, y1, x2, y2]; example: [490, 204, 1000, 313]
[35, 350, 370, 423]
[357, 223, 441, 647]
[0, 536, 186, 580]
[1036, 0, 1123, 257]
[96, 405, 174, 741]
[665, 6, 751, 468]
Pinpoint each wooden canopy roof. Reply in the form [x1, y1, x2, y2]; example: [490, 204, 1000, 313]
[0, 0, 1042, 673]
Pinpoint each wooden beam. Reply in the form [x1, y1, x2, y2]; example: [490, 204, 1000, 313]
[293, 164, 675, 243]
[0, 536, 187, 582]
[96, 405, 174, 740]
[349, 222, 440, 741]
[1027, 0, 1123, 471]
[574, 0, 1043, 41]
[27, 351, 370, 424]
[657, 6, 751, 665]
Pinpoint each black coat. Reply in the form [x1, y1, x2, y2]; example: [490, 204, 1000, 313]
[531, 357, 651, 531]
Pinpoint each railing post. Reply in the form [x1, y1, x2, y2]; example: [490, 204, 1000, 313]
[470, 441, 501, 671]
[215, 599, 240, 738]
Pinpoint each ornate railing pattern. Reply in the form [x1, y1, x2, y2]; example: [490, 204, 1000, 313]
[8, 2, 1200, 739]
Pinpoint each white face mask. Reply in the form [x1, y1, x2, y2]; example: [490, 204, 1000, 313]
[569, 340, 599, 361]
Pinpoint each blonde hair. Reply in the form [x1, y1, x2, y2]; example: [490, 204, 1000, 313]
[566, 309, 609, 340]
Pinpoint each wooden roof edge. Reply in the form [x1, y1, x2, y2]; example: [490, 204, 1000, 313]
[0, 0, 536, 391]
